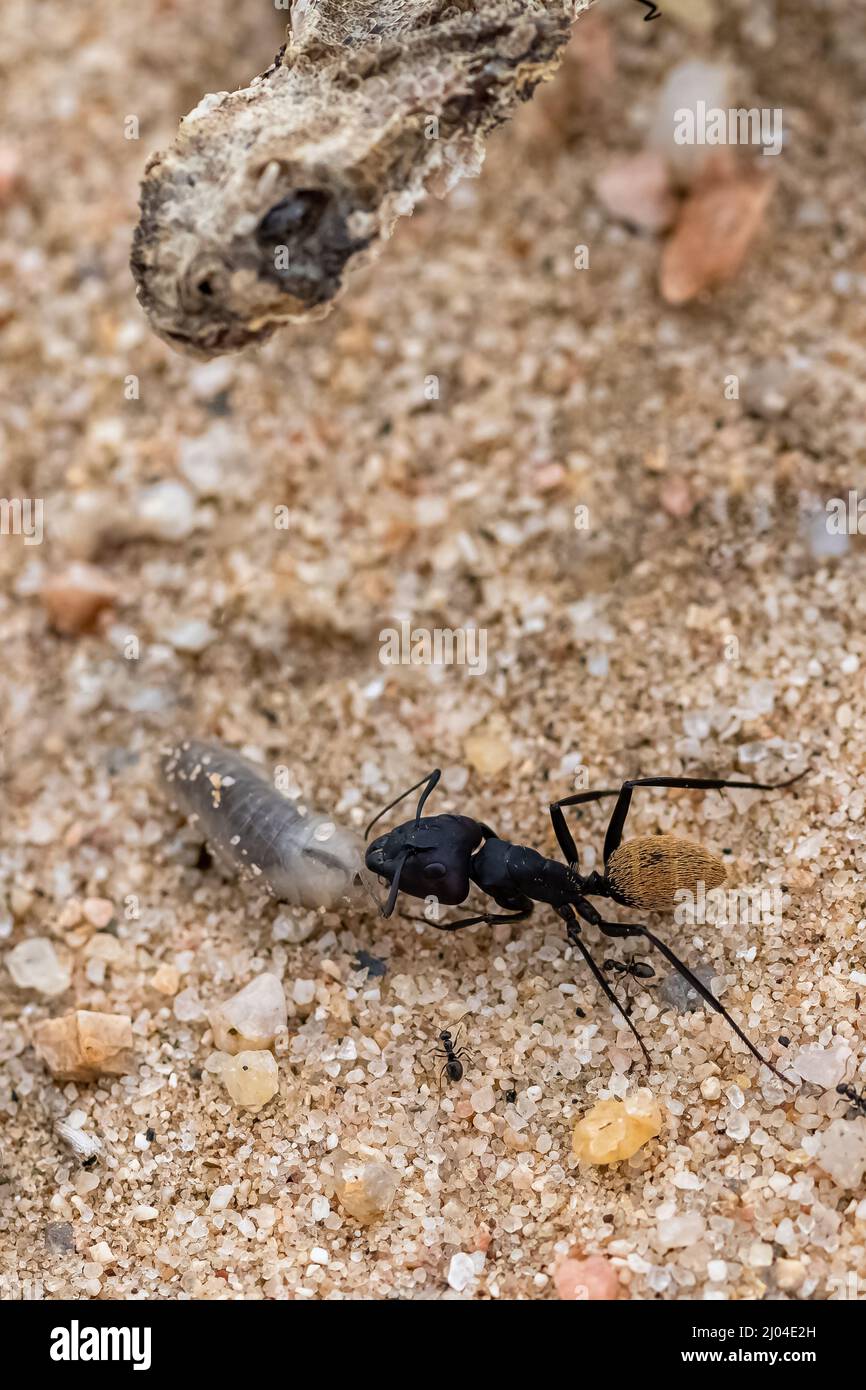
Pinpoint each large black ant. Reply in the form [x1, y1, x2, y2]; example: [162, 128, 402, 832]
[836, 1083, 866, 1120]
[365, 768, 806, 1082]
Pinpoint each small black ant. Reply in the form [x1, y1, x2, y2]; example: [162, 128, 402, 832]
[365, 767, 806, 1081]
[603, 958, 656, 981]
[603, 957, 655, 1014]
[435, 1026, 471, 1086]
[836, 1083, 866, 1120]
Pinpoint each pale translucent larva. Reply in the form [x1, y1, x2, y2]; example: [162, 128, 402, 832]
[162, 740, 363, 910]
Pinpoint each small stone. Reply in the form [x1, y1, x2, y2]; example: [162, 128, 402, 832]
[747, 1241, 773, 1268]
[660, 174, 774, 305]
[209, 973, 287, 1054]
[741, 361, 797, 420]
[791, 1041, 851, 1087]
[707, 1260, 727, 1282]
[725, 1109, 751, 1143]
[209, 1185, 235, 1211]
[659, 963, 721, 1013]
[700, 1076, 721, 1100]
[132, 1205, 159, 1221]
[464, 728, 511, 777]
[816, 1119, 866, 1190]
[135, 480, 197, 542]
[659, 476, 695, 519]
[595, 151, 677, 233]
[222, 1050, 279, 1109]
[178, 420, 239, 491]
[572, 1090, 662, 1165]
[651, 62, 732, 185]
[272, 913, 318, 944]
[554, 1254, 620, 1301]
[39, 564, 118, 635]
[470, 1085, 496, 1114]
[6, 938, 71, 996]
[775, 1259, 806, 1292]
[447, 1252, 477, 1293]
[292, 978, 315, 1007]
[661, 0, 716, 34]
[332, 1152, 400, 1224]
[165, 619, 217, 653]
[44, 1222, 75, 1255]
[188, 358, 235, 403]
[657, 1211, 706, 1250]
[57, 900, 83, 930]
[82, 897, 115, 929]
[32, 1010, 134, 1081]
[173, 987, 204, 1022]
[150, 963, 180, 996]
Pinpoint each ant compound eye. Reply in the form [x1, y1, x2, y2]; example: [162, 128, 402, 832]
[424, 862, 448, 880]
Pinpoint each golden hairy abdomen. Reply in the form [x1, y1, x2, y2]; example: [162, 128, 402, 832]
[606, 835, 726, 912]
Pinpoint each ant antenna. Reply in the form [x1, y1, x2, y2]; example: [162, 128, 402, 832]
[364, 769, 441, 841]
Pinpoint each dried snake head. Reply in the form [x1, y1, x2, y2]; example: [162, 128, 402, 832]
[130, 0, 577, 358]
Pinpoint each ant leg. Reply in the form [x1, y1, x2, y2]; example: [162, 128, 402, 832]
[364, 769, 441, 841]
[548, 802, 583, 868]
[553, 771, 807, 865]
[557, 905, 652, 1067]
[405, 905, 533, 931]
[581, 904, 791, 1085]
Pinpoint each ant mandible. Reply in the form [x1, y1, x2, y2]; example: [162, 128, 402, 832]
[365, 767, 807, 1082]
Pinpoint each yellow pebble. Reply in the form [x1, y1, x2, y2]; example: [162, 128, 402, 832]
[222, 1050, 279, 1109]
[573, 1090, 662, 1165]
[464, 728, 511, 776]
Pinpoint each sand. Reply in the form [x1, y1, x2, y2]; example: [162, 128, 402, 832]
[1, 0, 865, 1300]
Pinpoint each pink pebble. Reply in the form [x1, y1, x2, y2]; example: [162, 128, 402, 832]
[554, 1255, 620, 1301]
[595, 152, 677, 234]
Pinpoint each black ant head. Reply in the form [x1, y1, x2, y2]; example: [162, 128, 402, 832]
[364, 814, 483, 906]
[439, 1030, 452, 1043]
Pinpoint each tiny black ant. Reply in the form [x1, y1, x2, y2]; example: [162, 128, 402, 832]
[602, 957, 655, 1014]
[836, 1083, 866, 1120]
[505, 1088, 517, 1104]
[434, 1026, 471, 1087]
[365, 767, 806, 1082]
[603, 958, 656, 980]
